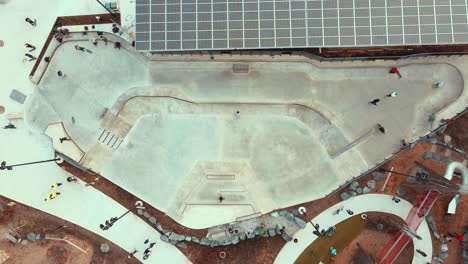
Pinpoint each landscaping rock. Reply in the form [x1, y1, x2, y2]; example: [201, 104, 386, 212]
[443, 135, 451, 143]
[155, 223, 163, 232]
[20, 240, 29, 246]
[177, 242, 187, 249]
[200, 238, 210, 246]
[281, 233, 292, 242]
[356, 187, 363, 194]
[137, 209, 143, 215]
[397, 186, 407, 196]
[349, 191, 357, 197]
[192, 237, 200, 244]
[372, 172, 385, 181]
[271, 211, 279, 217]
[220, 240, 231, 246]
[164, 231, 172, 237]
[169, 233, 185, 242]
[362, 186, 371, 194]
[231, 235, 240, 245]
[349, 181, 359, 191]
[247, 232, 256, 239]
[294, 217, 307, 229]
[433, 153, 442, 161]
[160, 235, 169, 243]
[143, 212, 150, 218]
[239, 233, 247, 240]
[100, 244, 110, 253]
[340, 192, 351, 200]
[423, 152, 432, 160]
[367, 180, 376, 189]
[210, 240, 220, 247]
[268, 229, 276, 237]
[149, 217, 157, 224]
[36, 233, 45, 240]
[185, 236, 192, 242]
[169, 239, 178, 245]
[278, 211, 288, 217]
[440, 243, 448, 252]
[275, 225, 282, 234]
[26, 232, 36, 241]
[376, 224, 384, 231]
[285, 212, 295, 222]
[439, 252, 448, 260]
[291, 210, 300, 217]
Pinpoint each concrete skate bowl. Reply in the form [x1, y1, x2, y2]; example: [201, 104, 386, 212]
[98, 93, 356, 227]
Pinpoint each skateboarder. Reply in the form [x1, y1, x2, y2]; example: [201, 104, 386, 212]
[369, 98, 380, 106]
[377, 124, 386, 134]
[390, 67, 401, 78]
[435, 81, 445, 88]
[51, 182, 62, 189]
[25, 43, 36, 52]
[386, 92, 397, 98]
[75, 45, 86, 51]
[59, 137, 70, 143]
[25, 17, 37, 26]
[25, 53, 37, 61]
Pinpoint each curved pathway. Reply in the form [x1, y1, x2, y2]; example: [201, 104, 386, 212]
[274, 193, 432, 264]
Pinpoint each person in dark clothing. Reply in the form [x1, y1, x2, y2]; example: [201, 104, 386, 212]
[25, 17, 36, 26]
[3, 123, 16, 129]
[25, 43, 36, 52]
[25, 53, 37, 61]
[369, 98, 380, 106]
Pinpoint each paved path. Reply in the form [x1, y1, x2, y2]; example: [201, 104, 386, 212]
[274, 194, 433, 264]
[0, 1, 189, 263]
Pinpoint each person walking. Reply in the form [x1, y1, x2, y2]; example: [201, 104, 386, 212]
[25, 17, 37, 26]
[386, 92, 397, 98]
[416, 249, 427, 257]
[44, 192, 61, 202]
[392, 196, 401, 203]
[346, 209, 354, 215]
[435, 81, 445, 88]
[67, 176, 77, 182]
[25, 43, 36, 52]
[377, 124, 386, 134]
[90, 38, 98, 46]
[390, 67, 402, 78]
[218, 194, 224, 203]
[128, 249, 138, 258]
[369, 98, 380, 106]
[114, 41, 121, 49]
[148, 242, 156, 248]
[57, 71, 66, 77]
[51, 183, 62, 189]
[74, 45, 85, 51]
[25, 53, 37, 61]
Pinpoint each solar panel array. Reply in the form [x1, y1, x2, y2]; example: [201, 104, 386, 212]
[135, 0, 468, 52]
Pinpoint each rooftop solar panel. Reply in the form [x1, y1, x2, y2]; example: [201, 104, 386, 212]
[135, 0, 468, 52]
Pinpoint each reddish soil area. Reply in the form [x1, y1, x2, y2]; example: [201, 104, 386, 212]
[0, 195, 139, 264]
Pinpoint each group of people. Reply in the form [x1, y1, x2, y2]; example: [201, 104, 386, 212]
[44, 182, 62, 202]
[128, 239, 156, 260]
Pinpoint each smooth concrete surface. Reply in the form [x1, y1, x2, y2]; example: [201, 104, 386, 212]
[24, 39, 467, 228]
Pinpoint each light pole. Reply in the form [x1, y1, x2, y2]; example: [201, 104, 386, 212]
[100, 210, 131, 231]
[1, 158, 61, 170]
[298, 207, 323, 238]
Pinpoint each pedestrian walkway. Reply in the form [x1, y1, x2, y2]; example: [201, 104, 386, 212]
[274, 194, 433, 264]
[0, 122, 189, 263]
